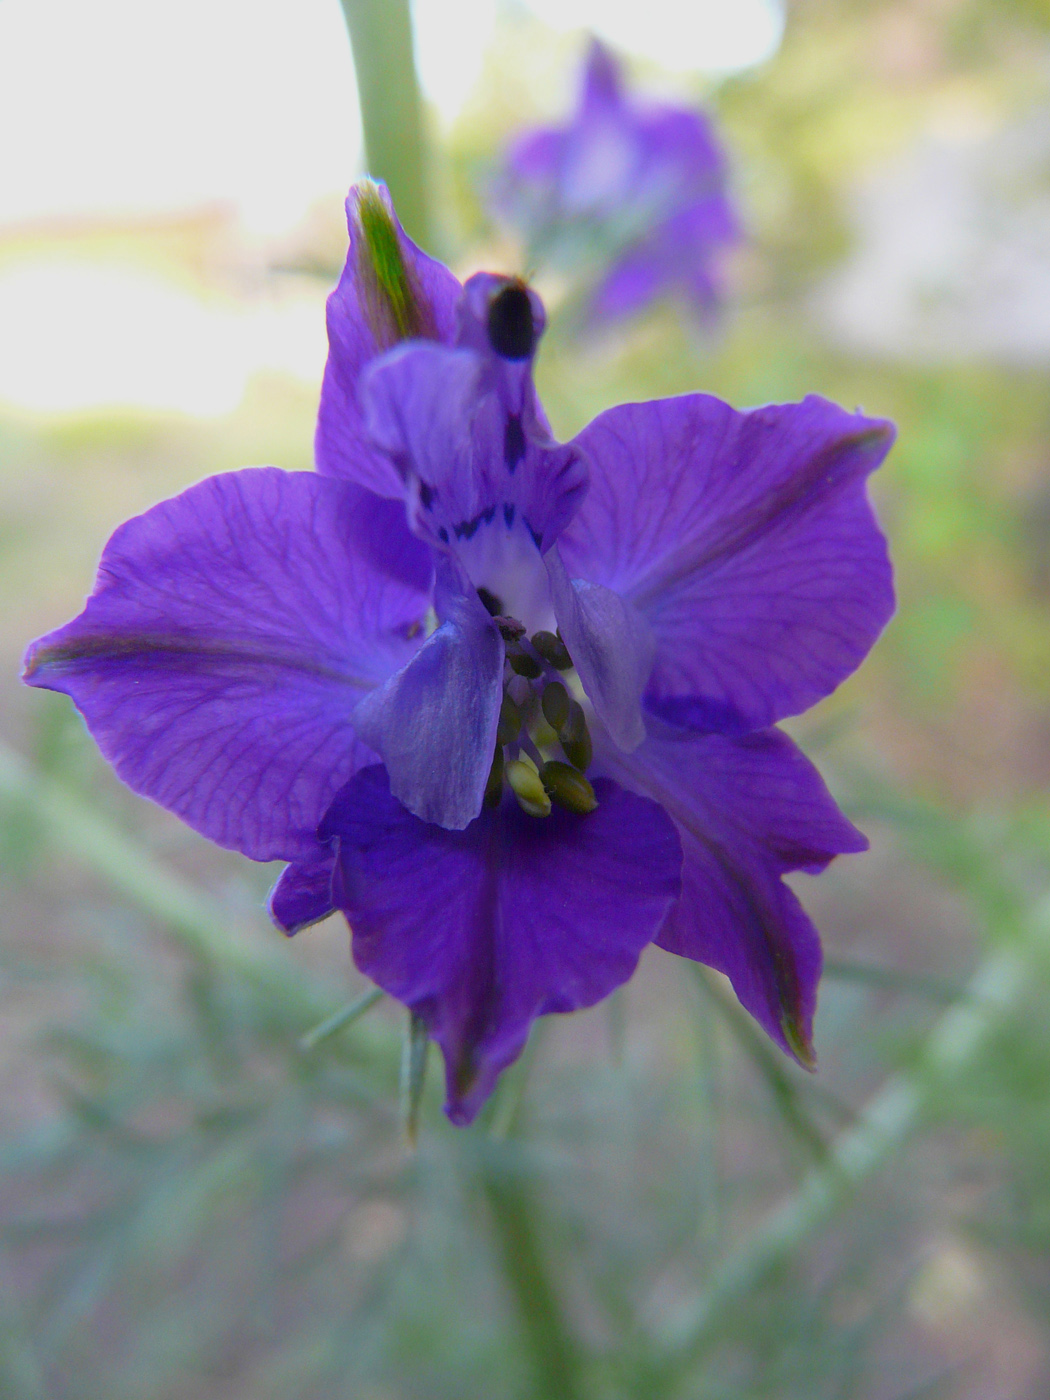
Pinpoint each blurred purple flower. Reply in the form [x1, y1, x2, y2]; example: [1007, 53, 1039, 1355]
[24, 185, 894, 1125]
[496, 38, 740, 325]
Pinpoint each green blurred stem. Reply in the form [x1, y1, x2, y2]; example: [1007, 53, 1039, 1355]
[299, 987, 384, 1051]
[479, 1155, 587, 1400]
[652, 939, 1027, 1389]
[338, 0, 429, 245]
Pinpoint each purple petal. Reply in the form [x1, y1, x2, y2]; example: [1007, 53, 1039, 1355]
[351, 581, 504, 830]
[268, 846, 337, 935]
[362, 334, 587, 556]
[315, 183, 461, 494]
[580, 37, 626, 115]
[322, 766, 682, 1124]
[546, 546, 653, 751]
[24, 469, 428, 860]
[561, 395, 895, 734]
[602, 724, 867, 1063]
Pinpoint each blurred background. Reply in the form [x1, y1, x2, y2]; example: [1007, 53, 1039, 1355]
[4, 0, 1050, 1396]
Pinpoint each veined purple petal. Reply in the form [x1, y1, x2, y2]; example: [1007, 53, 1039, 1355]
[546, 546, 653, 752]
[561, 394, 895, 735]
[316, 183, 461, 494]
[322, 765, 682, 1124]
[23, 469, 428, 860]
[351, 582, 504, 830]
[361, 333, 587, 558]
[269, 845, 337, 935]
[602, 723, 867, 1064]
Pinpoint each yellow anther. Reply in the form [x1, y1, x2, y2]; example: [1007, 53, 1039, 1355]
[506, 758, 552, 818]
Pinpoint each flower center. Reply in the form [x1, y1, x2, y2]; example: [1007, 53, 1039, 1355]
[478, 597, 597, 820]
[457, 514, 556, 636]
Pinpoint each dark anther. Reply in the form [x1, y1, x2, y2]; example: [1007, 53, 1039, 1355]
[531, 630, 572, 670]
[495, 616, 526, 642]
[496, 694, 522, 746]
[561, 699, 593, 772]
[504, 414, 526, 471]
[484, 746, 505, 807]
[487, 282, 535, 360]
[477, 587, 504, 617]
[506, 642, 543, 679]
[540, 680, 570, 732]
[541, 760, 597, 815]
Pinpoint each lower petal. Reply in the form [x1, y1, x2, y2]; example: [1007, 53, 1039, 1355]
[321, 766, 682, 1124]
[600, 724, 867, 1064]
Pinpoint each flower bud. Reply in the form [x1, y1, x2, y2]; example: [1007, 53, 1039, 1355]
[541, 761, 598, 814]
[506, 758, 552, 818]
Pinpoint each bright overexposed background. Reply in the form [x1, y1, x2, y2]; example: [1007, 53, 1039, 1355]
[0, 0, 782, 417]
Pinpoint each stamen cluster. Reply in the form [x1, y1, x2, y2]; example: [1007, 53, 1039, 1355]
[478, 591, 596, 819]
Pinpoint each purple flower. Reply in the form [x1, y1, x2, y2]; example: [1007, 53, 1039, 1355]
[495, 38, 740, 325]
[24, 184, 894, 1125]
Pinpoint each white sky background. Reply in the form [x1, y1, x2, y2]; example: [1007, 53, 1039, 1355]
[0, 0, 782, 414]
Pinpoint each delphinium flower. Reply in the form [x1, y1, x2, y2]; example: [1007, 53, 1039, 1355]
[24, 183, 894, 1125]
[494, 37, 740, 326]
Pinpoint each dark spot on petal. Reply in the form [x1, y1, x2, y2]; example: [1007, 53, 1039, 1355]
[487, 283, 535, 360]
[526, 520, 542, 550]
[504, 413, 526, 471]
[438, 526, 449, 543]
[504, 503, 515, 528]
[418, 480, 436, 511]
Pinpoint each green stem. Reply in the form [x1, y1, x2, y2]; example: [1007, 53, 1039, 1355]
[479, 1151, 587, 1400]
[299, 986, 384, 1051]
[338, 0, 429, 245]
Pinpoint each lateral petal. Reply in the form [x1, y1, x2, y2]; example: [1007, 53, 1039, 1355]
[561, 394, 895, 734]
[24, 469, 427, 860]
[546, 546, 653, 752]
[350, 583, 504, 830]
[602, 724, 867, 1064]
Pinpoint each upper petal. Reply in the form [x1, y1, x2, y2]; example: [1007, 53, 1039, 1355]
[322, 765, 682, 1124]
[23, 469, 428, 860]
[601, 723, 867, 1064]
[561, 394, 895, 734]
[315, 183, 462, 494]
[361, 334, 587, 557]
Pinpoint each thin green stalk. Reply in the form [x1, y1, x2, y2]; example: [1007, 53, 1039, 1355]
[299, 987, 384, 1051]
[479, 1150, 587, 1400]
[338, 0, 429, 245]
[399, 1010, 429, 1147]
[650, 938, 1027, 1390]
